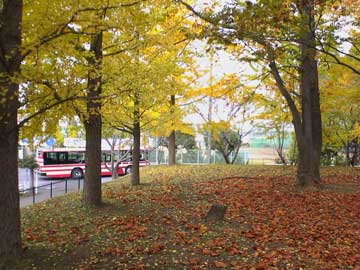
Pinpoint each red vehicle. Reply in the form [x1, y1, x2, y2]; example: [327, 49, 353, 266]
[36, 148, 149, 179]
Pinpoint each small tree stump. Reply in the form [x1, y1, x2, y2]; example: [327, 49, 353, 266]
[205, 204, 228, 221]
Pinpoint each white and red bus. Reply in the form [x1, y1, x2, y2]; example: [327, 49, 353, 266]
[36, 148, 149, 179]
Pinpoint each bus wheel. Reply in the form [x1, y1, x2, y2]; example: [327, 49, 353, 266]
[71, 168, 83, 179]
[125, 166, 132, 175]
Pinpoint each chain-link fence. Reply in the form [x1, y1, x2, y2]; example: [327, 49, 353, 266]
[148, 149, 279, 165]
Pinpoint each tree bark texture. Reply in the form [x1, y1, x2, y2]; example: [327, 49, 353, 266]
[0, 108, 22, 266]
[168, 130, 176, 165]
[83, 32, 103, 206]
[131, 120, 141, 186]
[270, 0, 321, 186]
[0, 0, 23, 262]
[168, 95, 176, 165]
[131, 91, 141, 186]
[297, 0, 322, 186]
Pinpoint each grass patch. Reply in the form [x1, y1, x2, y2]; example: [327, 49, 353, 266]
[10, 165, 360, 269]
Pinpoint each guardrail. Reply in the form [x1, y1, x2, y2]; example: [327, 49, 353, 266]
[19, 177, 83, 205]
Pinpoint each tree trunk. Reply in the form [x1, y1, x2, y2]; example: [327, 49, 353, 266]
[0, 124, 22, 265]
[221, 151, 230, 164]
[296, 137, 316, 186]
[168, 95, 176, 165]
[131, 121, 141, 186]
[230, 145, 241, 164]
[271, 1, 322, 186]
[276, 150, 287, 165]
[275, 126, 287, 164]
[83, 32, 103, 206]
[297, 0, 321, 186]
[351, 139, 359, 166]
[218, 143, 231, 164]
[0, 0, 23, 262]
[110, 136, 119, 180]
[168, 130, 176, 165]
[345, 142, 351, 167]
[131, 89, 141, 186]
[112, 163, 119, 179]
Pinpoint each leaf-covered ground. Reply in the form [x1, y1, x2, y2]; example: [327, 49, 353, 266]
[12, 165, 360, 270]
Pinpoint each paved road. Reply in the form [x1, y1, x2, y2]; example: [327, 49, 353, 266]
[19, 168, 115, 208]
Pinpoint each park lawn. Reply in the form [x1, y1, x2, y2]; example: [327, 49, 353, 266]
[12, 165, 360, 270]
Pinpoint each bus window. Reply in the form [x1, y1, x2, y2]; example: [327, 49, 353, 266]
[44, 152, 58, 165]
[102, 152, 111, 162]
[58, 152, 68, 164]
[68, 152, 85, 163]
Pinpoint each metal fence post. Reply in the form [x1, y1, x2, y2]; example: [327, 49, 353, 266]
[65, 178, 68, 193]
[50, 182, 53, 198]
[78, 177, 81, 190]
[32, 186, 35, 204]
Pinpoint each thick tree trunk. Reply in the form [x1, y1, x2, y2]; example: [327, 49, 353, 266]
[296, 137, 317, 186]
[131, 90, 141, 186]
[270, 1, 322, 186]
[168, 95, 176, 165]
[84, 115, 102, 205]
[0, 113, 22, 264]
[271, 1, 322, 186]
[0, 0, 23, 262]
[131, 121, 141, 186]
[310, 63, 322, 179]
[168, 130, 176, 165]
[83, 32, 103, 206]
[297, 0, 321, 186]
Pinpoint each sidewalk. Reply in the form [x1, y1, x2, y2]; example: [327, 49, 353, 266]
[20, 177, 113, 207]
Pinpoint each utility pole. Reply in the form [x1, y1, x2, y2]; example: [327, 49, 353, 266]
[207, 47, 214, 164]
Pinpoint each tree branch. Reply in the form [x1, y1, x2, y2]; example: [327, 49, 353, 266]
[269, 61, 302, 131]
